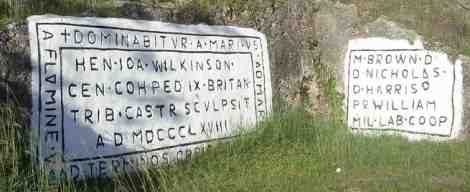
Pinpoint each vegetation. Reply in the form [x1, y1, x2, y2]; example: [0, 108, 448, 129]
[0, 0, 120, 24]
[463, 47, 470, 57]
[0, 0, 468, 53]
[2, 107, 470, 191]
[340, 0, 470, 56]
[1, 0, 470, 191]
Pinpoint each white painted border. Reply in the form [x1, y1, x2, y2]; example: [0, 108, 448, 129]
[343, 38, 463, 141]
[27, 15, 272, 180]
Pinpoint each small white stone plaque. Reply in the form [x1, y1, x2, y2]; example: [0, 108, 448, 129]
[28, 15, 272, 180]
[344, 38, 462, 140]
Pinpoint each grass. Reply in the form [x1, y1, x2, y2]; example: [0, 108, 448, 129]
[0, 103, 26, 192]
[2, 106, 470, 191]
[463, 47, 470, 57]
[156, 110, 470, 192]
[1, 0, 470, 191]
[0, 0, 123, 28]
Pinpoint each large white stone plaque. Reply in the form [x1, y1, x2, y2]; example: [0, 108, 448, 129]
[28, 15, 272, 180]
[344, 38, 462, 140]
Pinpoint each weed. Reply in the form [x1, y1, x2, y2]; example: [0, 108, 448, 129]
[463, 47, 470, 57]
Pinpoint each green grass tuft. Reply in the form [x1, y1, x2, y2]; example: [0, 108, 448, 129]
[463, 47, 470, 57]
[2, 107, 470, 191]
[153, 109, 470, 191]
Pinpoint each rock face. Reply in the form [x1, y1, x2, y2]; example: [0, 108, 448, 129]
[309, 1, 469, 140]
[28, 15, 272, 180]
[0, 23, 30, 106]
[1, 0, 470, 139]
[315, 1, 360, 94]
[361, 17, 419, 41]
[344, 37, 464, 140]
[459, 55, 470, 135]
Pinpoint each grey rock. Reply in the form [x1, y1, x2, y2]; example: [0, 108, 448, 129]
[119, 2, 163, 21]
[362, 16, 419, 42]
[459, 55, 470, 135]
[2, 0, 468, 131]
[314, 1, 360, 94]
[0, 22, 31, 106]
